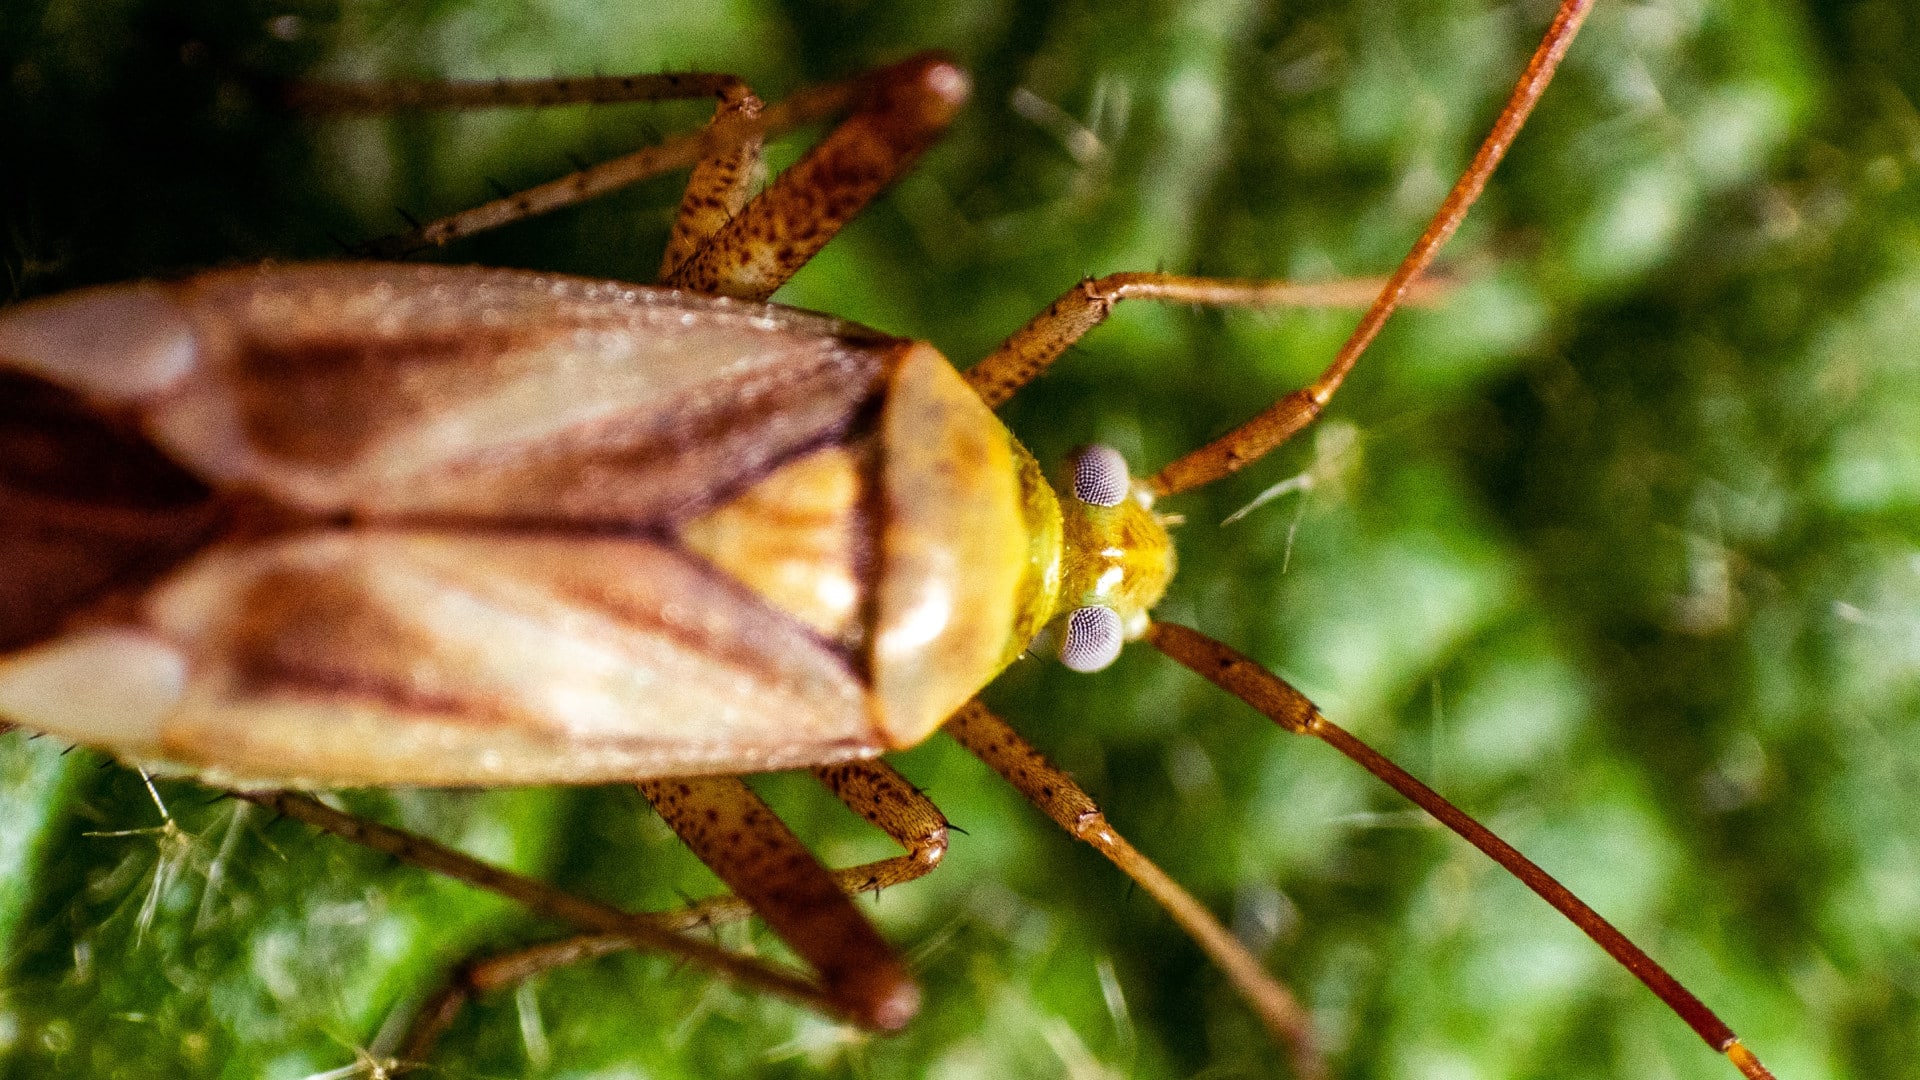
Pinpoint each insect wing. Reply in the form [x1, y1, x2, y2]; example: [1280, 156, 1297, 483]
[92, 263, 899, 523]
[147, 530, 877, 786]
[0, 263, 916, 783]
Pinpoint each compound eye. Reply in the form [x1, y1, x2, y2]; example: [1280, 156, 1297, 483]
[1059, 605, 1124, 673]
[1070, 444, 1129, 507]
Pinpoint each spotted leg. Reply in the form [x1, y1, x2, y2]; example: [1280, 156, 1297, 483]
[296, 54, 961, 271]
[659, 53, 966, 299]
[944, 699, 1325, 1080]
[635, 774, 921, 1030]
[658, 81, 764, 281]
[239, 791, 842, 1022]
[386, 760, 950, 1067]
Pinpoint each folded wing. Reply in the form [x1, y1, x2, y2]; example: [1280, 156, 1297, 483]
[0, 264, 913, 784]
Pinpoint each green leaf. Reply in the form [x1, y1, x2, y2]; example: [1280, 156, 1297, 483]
[1, 0, 1903, 1077]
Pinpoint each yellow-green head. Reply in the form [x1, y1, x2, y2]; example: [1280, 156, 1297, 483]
[1046, 445, 1177, 671]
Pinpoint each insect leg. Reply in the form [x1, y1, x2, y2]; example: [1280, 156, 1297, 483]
[659, 82, 764, 282]
[808, 759, 951, 890]
[391, 883, 757, 1067]
[318, 71, 780, 279]
[963, 272, 1444, 409]
[238, 791, 839, 1012]
[391, 762, 947, 1065]
[661, 53, 968, 300]
[943, 699, 1324, 1080]
[286, 72, 754, 113]
[1144, 620, 1778, 1080]
[639, 775, 921, 1030]
[325, 76, 861, 259]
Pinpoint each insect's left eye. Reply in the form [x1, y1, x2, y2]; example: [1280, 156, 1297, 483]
[1058, 605, 1124, 672]
[1070, 444, 1129, 507]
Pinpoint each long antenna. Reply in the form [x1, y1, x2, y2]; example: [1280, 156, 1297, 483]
[1148, 0, 1596, 498]
[1147, 620, 1777, 1080]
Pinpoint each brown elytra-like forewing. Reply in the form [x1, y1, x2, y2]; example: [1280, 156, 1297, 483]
[0, 368, 218, 652]
[0, 262, 1040, 788]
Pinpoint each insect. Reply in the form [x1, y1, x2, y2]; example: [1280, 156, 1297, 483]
[0, 0, 1843, 1068]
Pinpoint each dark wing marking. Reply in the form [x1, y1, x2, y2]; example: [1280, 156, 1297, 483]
[146, 263, 905, 526]
[0, 370, 221, 651]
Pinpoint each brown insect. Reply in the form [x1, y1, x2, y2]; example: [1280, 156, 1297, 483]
[0, 3, 1779, 1077]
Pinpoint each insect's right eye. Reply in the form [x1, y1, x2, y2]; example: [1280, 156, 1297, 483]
[1058, 604, 1124, 673]
[1070, 444, 1129, 507]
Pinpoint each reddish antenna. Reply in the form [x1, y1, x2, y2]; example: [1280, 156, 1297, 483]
[1148, 0, 1596, 498]
[1148, 623, 1777, 1080]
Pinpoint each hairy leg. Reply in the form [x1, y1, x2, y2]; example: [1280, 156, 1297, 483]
[390, 760, 951, 1065]
[662, 54, 967, 300]
[944, 699, 1325, 1080]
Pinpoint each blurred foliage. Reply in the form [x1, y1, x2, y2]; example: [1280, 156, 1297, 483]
[1, 0, 1915, 1077]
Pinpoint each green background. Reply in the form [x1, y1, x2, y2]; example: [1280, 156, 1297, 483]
[0, 0, 1910, 1076]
